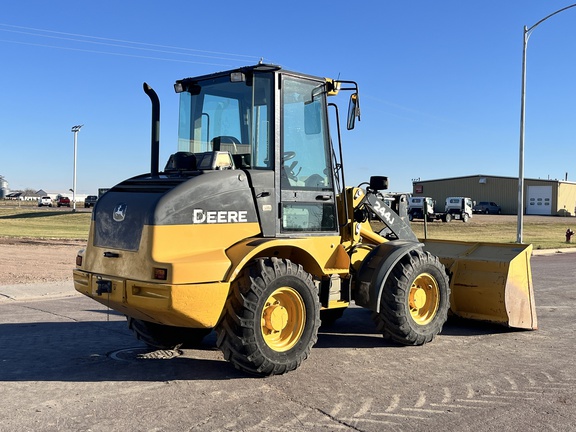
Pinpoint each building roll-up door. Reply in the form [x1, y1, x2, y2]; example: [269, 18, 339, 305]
[526, 186, 552, 215]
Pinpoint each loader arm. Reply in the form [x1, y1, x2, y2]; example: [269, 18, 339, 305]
[361, 192, 418, 242]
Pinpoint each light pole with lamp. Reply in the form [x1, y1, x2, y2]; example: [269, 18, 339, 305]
[71, 124, 84, 212]
[517, 3, 576, 243]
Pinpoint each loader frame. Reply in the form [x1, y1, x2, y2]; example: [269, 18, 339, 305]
[73, 63, 537, 377]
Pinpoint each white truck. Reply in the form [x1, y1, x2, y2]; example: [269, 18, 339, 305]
[408, 197, 437, 221]
[408, 196, 473, 223]
[444, 196, 474, 222]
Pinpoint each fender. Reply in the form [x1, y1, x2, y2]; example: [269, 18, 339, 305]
[354, 240, 423, 312]
[225, 236, 349, 282]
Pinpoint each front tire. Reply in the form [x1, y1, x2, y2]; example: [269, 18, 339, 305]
[127, 317, 211, 350]
[216, 257, 320, 376]
[373, 250, 450, 345]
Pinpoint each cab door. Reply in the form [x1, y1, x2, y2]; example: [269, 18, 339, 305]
[277, 74, 338, 235]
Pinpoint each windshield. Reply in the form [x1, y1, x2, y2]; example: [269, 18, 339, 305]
[177, 73, 274, 169]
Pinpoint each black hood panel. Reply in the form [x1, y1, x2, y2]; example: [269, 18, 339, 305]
[94, 191, 161, 251]
[93, 170, 259, 251]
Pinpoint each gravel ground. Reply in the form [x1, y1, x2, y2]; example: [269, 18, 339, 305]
[0, 238, 85, 285]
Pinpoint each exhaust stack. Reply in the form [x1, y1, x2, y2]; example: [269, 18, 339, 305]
[143, 83, 160, 177]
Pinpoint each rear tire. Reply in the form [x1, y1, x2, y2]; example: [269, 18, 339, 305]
[444, 213, 452, 223]
[373, 250, 450, 345]
[216, 257, 320, 376]
[127, 317, 211, 350]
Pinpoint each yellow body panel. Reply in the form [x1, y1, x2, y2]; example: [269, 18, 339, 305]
[422, 239, 537, 330]
[148, 223, 260, 283]
[74, 221, 259, 327]
[73, 269, 229, 327]
[81, 222, 260, 285]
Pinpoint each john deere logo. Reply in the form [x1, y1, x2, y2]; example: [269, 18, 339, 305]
[113, 203, 127, 222]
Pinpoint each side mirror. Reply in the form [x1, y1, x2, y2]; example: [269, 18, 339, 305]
[347, 93, 361, 130]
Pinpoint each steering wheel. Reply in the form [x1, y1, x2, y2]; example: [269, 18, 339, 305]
[282, 151, 300, 182]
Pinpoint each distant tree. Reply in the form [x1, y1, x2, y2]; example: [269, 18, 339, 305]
[23, 188, 37, 197]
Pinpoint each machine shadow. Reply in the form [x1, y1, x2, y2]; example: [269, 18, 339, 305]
[0, 211, 73, 219]
[315, 307, 516, 347]
[0, 308, 518, 383]
[0, 320, 244, 383]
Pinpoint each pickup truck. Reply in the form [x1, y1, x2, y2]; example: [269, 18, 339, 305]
[57, 197, 71, 207]
[84, 195, 98, 208]
[473, 201, 501, 214]
[37, 196, 53, 207]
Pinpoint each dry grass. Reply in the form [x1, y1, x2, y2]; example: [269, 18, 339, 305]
[0, 206, 91, 240]
[408, 214, 576, 250]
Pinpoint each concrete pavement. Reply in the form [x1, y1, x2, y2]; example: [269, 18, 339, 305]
[0, 280, 79, 302]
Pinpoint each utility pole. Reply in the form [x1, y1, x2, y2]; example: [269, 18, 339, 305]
[71, 124, 84, 212]
[517, 4, 576, 243]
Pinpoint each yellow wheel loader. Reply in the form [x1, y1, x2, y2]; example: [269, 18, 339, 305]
[73, 64, 537, 376]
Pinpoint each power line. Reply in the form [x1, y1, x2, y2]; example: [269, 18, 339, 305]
[0, 23, 261, 64]
[0, 38, 238, 66]
[0, 27, 253, 61]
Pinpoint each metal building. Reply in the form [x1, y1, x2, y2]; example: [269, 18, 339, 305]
[412, 174, 576, 216]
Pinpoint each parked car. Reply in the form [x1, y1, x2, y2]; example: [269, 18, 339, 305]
[84, 195, 98, 208]
[38, 196, 52, 207]
[473, 201, 501, 214]
[57, 196, 71, 208]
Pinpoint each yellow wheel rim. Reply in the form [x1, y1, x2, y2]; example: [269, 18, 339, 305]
[261, 287, 305, 352]
[409, 273, 440, 325]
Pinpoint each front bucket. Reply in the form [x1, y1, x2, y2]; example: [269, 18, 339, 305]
[422, 239, 537, 330]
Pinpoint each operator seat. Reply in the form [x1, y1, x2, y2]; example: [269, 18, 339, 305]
[211, 136, 251, 168]
[211, 136, 240, 153]
[304, 174, 325, 188]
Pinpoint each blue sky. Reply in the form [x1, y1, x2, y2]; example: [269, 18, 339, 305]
[1, 1, 575, 194]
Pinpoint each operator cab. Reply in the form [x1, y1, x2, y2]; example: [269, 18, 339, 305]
[171, 64, 359, 236]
